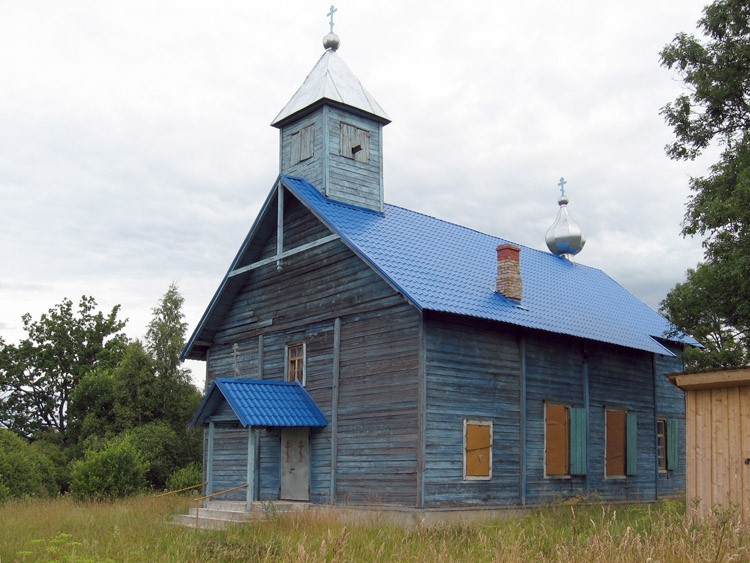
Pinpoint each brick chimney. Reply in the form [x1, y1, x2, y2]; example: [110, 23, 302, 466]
[496, 244, 522, 301]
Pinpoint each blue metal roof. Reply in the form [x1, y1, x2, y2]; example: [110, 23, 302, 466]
[280, 175, 700, 356]
[190, 378, 328, 429]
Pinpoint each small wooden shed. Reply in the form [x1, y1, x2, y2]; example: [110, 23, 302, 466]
[671, 368, 750, 522]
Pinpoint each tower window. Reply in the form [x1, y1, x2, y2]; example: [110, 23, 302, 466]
[290, 125, 315, 165]
[340, 123, 370, 163]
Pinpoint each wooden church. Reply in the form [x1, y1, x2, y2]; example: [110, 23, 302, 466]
[183, 24, 698, 511]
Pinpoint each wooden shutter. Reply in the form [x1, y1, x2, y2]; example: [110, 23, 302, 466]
[667, 418, 679, 471]
[626, 412, 638, 476]
[545, 404, 569, 476]
[606, 409, 626, 477]
[465, 423, 491, 477]
[569, 408, 587, 475]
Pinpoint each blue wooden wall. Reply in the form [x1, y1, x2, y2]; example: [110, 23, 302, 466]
[201, 188, 685, 508]
[205, 193, 420, 504]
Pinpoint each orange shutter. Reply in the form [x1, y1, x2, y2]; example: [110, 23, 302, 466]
[606, 410, 626, 476]
[466, 423, 491, 477]
[546, 404, 569, 475]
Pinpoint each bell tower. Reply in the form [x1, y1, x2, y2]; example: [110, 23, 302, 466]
[271, 9, 390, 212]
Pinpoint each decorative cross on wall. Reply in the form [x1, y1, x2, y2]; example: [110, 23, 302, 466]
[327, 5, 337, 33]
[232, 343, 240, 376]
[558, 177, 567, 197]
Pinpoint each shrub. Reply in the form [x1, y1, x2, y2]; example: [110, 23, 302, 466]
[166, 462, 203, 493]
[121, 421, 179, 490]
[70, 437, 147, 500]
[0, 430, 58, 500]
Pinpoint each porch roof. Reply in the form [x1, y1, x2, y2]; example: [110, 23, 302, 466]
[189, 378, 328, 429]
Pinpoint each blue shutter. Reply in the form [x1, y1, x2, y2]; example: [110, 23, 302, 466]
[569, 408, 587, 475]
[626, 412, 638, 476]
[667, 419, 679, 471]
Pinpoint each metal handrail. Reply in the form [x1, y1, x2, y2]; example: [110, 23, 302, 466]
[193, 483, 249, 528]
[154, 482, 207, 499]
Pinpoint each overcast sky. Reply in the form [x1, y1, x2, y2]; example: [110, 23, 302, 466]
[1, 1, 713, 387]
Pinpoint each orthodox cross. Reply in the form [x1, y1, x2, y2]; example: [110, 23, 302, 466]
[558, 177, 567, 197]
[327, 5, 337, 33]
[232, 342, 240, 376]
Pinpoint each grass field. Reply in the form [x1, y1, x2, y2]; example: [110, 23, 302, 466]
[1, 495, 747, 562]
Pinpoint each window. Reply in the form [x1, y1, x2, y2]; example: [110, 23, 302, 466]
[339, 123, 370, 163]
[605, 409, 637, 477]
[657, 417, 679, 472]
[286, 343, 305, 385]
[464, 420, 492, 480]
[290, 124, 315, 165]
[545, 403, 587, 477]
[657, 418, 667, 472]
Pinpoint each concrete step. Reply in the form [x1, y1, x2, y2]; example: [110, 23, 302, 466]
[173, 500, 313, 529]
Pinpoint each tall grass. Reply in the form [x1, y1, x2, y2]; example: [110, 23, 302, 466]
[1, 496, 748, 562]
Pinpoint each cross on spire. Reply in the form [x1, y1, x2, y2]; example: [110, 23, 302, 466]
[327, 5, 337, 33]
[558, 177, 567, 197]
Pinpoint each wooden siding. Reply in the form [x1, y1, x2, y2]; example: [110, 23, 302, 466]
[325, 108, 383, 212]
[205, 195, 420, 504]
[280, 109, 326, 190]
[654, 347, 686, 496]
[423, 315, 521, 506]
[682, 381, 750, 522]
[586, 343, 656, 501]
[279, 106, 383, 212]
[524, 333, 586, 502]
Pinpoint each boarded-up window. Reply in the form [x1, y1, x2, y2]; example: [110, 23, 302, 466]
[606, 409, 626, 477]
[290, 125, 315, 165]
[546, 404, 569, 476]
[545, 404, 587, 477]
[606, 409, 637, 477]
[340, 123, 370, 163]
[286, 343, 305, 385]
[464, 420, 492, 479]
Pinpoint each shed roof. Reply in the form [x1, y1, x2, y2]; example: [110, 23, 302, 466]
[189, 378, 328, 428]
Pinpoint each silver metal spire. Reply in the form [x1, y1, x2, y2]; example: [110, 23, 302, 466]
[545, 177, 586, 260]
[271, 8, 390, 128]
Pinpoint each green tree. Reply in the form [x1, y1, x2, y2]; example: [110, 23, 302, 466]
[146, 282, 190, 384]
[0, 297, 128, 440]
[660, 0, 750, 366]
[661, 262, 749, 369]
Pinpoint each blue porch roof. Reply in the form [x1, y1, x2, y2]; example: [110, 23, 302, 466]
[190, 378, 328, 429]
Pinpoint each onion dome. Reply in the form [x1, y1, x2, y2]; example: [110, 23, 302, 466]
[545, 177, 586, 259]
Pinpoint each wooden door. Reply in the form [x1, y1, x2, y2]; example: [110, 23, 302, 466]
[280, 428, 310, 501]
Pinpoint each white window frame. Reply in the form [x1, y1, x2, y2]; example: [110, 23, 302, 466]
[463, 419, 493, 481]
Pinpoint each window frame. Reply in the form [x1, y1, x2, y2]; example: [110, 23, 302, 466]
[463, 419, 493, 481]
[656, 417, 668, 473]
[285, 342, 306, 386]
